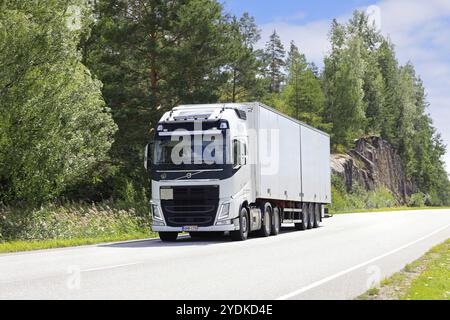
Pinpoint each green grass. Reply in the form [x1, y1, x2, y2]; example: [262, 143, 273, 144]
[403, 240, 450, 300]
[358, 239, 450, 300]
[0, 232, 158, 254]
[330, 206, 450, 215]
[367, 287, 380, 296]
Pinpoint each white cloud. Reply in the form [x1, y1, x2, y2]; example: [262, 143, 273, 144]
[257, 0, 450, 173]
[257, 20, 331, 63]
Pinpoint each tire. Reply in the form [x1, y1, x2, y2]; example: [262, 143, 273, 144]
[159, 232, 178, 242]
[271, 206, 281, 236]
[295, 203, 309, 231]
[231, 207, 250, 241]
[307, 203, 314, 229]
[313, 204, 321, 228]
[258, 203, 272, 237]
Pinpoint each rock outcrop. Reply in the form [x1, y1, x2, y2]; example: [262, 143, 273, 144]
[331, 137, 413, 204]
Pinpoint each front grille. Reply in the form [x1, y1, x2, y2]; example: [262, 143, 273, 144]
[161, 186, 219, 227]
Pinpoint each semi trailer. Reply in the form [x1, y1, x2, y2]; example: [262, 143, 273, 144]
[146, 102, 331, 241]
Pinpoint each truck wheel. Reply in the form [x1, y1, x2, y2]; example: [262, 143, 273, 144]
[271, 206, 281, 236]
[308, 203, 314, 229]
[313, 204, 320, 228]
[159, 232, 178, 242]
[259, 203, 272, 237]
[231, 207, 249, 241]
[295, 203, 309, 230]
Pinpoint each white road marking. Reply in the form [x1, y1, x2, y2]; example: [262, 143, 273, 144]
[81, 262, 141, 273]
[276, 223, 450, 300]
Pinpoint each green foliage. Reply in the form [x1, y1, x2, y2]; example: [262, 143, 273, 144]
[329, 174, 397, 212]
[282, 42, 331, 132]
[0, 201, 150, 242]
[219, 13, 266, 103]
[0, 1, 117, 203]
[324, 29, 367, 146]
[323, 10, 449, 206]
[263, 30, 286, 93]
[366, 187, 397, 209]
[408, 193, 427, 208]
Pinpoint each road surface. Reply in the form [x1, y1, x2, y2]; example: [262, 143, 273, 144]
[0, 209, 449, 300]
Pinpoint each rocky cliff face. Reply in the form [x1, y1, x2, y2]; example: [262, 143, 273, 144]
[330, 137, 413, 204]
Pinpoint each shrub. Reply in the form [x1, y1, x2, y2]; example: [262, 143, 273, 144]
[0, 201, 151, 242]
[366, 187, 397, 209]
[408, 193, 427, 207]
[329, 174, 397, 212]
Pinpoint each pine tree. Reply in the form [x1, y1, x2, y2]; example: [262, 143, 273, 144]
[324, 27, 366, 147]
[377, 39, 402, 144]
[284, 42, 307, 118]
[220, 13, 263, 102]
[264, 30, 286, 93]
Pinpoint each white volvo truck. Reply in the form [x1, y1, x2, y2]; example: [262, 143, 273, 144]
[147, 102, 331, 241]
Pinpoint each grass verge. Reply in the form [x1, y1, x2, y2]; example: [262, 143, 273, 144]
[357, 238, 450, 300]
[330, 206, 450, 215]
[0, 201, 158, 254]
[0, 231, 158, 254]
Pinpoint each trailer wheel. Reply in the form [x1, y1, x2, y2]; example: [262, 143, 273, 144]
[313, 204, 321, 228]
[231, 207, 249, 241]
[259, 203, 272, 237]
[307, 203, 314, 229]
[295, 203, 309, 230]
[159, 232, 178, 242]
[271, 207, 281, 236]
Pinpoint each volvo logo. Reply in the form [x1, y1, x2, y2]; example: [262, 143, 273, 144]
[186, 173, 192, 179]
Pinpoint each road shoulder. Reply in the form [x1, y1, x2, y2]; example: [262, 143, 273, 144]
[357, 238, 450, 300]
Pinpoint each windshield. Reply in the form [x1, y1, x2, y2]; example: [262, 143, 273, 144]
[154, 134, 226, 167]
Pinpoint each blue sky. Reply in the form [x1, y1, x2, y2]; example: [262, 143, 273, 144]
[222, 0, 450, 173]
[223, 0, 374, 24]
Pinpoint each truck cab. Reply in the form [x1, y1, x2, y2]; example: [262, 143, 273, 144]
[149, 104, 253, 241]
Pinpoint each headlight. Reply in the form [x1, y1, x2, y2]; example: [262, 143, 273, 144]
[151, 204, 164, 221]
[217, 203, 230, 221]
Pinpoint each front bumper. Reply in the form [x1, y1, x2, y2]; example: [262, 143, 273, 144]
[152, 223, 237, 232]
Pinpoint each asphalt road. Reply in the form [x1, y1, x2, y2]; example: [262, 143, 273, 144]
[1, 209, 449, 300]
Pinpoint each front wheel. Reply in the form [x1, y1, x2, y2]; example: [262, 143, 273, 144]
[159, 232, 178, 242]
[231, 207, 249, 241]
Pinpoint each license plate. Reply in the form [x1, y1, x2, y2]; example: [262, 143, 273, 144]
[182, 226, 199, 232]
[160, 188, 173, 200]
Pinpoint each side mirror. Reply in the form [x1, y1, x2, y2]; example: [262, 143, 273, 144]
[144, 144, 149, 170]
[144, 142, 154, 170]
